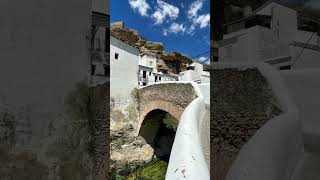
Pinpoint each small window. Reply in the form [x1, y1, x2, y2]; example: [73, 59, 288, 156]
[105, 28, 110, 53]
[104, 65, 109, 77]
[142, 82, 147, 86]
[155, 76, 158, 82]
[143, 71, 146, 78]
[91, 65, 96, 75]
[279, 65, 291, 70]
[149, 72, 152, 76]
[115, 53, 119, 60]
[159, 77, 161, 81]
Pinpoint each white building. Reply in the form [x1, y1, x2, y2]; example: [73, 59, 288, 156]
[91, 12, 109, 85]
[218, 0, 320, 70]
[179, 62, 210, 83]
[139, 54, 157, 72]
[110, 33, 139, 108]
[138, 53, 178, 87]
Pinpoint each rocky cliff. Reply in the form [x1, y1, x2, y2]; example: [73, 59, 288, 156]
[111, 22, 193, 74]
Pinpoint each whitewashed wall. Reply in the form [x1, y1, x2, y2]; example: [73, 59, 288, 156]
[257, 2, 297, 44]
[166, 82, 210, 180]
[281, 69, 320, 152]
[219, 2, 298, 65]
[179, 70, 201, 83]
[219, 31, 249, 62]
[110, 36, 139, 107]
[290, 30, 320, 69]
[0, 0, 92, 151]
[139, 55, 157, 72]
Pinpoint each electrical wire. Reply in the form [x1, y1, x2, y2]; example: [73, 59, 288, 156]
[292, 32, 315, 66]
[191, 51, 210, 59]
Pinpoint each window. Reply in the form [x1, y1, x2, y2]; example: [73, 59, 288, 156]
[159, 77, 161, 81]
[155, 76, 158, 82]
[91, 65, 96, 75]
[142, 82, 147, 86]
[279, 65, 291, 70]
[104, 65, 109, 77]
[105, 28, 110, 53]
[115, 53, 119, 60]
[95, 39, 101, 51]
[149, 72, 152, 76]
[143, 71, 146, 78]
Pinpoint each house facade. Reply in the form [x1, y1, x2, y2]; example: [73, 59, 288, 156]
[110, 33, 139, 108]
[138, 54, 178, 87]
[218, 0, 320, 70]
[179, 62, 210, 83]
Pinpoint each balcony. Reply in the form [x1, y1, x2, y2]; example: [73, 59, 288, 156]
[138, 76, 148, 82]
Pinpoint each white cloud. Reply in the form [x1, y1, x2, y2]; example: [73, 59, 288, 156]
[198, 56, 208, 62]
[185, 0, 209, 34]
[186, 25, 195, 35]
[187, 0, 203, 19]
[129, 0, 150, 17]
[152, 0, 180, 24]
[193, 14, 210, 28]
[163, 22, 186, 35]
[198, 56, 210, 64]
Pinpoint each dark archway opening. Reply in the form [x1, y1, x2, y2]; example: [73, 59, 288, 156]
[139, 109, 178, 162]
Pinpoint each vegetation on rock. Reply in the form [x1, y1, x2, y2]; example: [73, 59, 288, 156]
[111, 159, 168, 180]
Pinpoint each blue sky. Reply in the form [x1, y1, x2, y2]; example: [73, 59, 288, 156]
[111, 0, 210, 64]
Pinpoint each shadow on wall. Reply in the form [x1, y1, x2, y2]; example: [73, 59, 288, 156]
[139, 109, 178, 162]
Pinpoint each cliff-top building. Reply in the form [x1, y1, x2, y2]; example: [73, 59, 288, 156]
[218, 0, 320, 70]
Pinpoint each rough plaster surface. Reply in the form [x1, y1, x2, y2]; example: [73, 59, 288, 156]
[211, 68, 282, 180]
[88, 83, 110, 180]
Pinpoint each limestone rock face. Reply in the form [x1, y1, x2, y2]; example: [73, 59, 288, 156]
[144, 41, 163, 51]
[110, 125, 154, 173]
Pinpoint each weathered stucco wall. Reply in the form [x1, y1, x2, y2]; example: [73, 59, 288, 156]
[211, 68, 282, 180]
[88, 83, 110, 180]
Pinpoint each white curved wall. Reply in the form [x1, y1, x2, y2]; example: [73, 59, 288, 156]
[166, 82, 210, 180]
[281, 69, 320, 152]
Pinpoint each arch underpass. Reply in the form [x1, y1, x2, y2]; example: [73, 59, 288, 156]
[139, 109, 177, 162]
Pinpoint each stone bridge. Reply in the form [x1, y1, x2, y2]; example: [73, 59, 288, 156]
[137, 83, 196, 130]
[135, 83, 198, 162]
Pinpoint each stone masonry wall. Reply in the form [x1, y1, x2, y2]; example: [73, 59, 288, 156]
[211, 68, 282, 180]
[138, 83, 196, 125]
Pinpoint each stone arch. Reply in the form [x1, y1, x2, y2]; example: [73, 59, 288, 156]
[138, 100, 184, 131]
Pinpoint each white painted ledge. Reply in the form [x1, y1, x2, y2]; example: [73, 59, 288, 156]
[165, 82, 210, 180]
